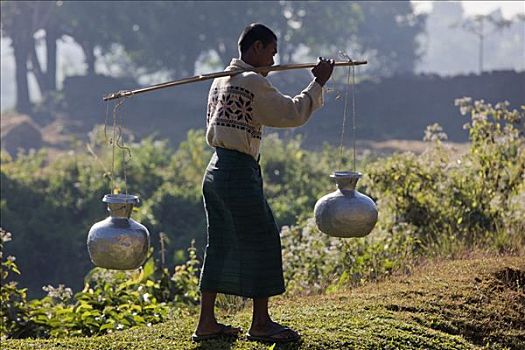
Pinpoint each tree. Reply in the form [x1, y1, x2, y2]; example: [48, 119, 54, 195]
[1, 1, 139, 113]
[1, 0, 427, 114]
[356, 1, 426, 76]
[453, 12, 515, 74]
[117, 2, 292, 78]
[1, 1, 71, 111]
[57, 1, 135, 77]
[275, 2, 362, 63]
[1, 1, 50, 113]
[118, 1, 423, 79]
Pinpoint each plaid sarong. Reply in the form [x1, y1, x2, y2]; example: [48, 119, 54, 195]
[199, 147, 285, 298]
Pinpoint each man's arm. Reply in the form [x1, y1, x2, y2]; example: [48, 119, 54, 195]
[252, 78, 323, 128]
[252, 58, 335, 128]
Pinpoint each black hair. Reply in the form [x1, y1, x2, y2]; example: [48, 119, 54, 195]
[238, 23, 277, 54]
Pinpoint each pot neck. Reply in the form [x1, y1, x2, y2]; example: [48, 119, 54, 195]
[107, 203, 133, 218]
[102, 194, 139, 219]
[331, 171, 361, 191]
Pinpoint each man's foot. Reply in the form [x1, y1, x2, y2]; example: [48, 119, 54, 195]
[247, 321, 301, 343]
[192, 323, 242, 342]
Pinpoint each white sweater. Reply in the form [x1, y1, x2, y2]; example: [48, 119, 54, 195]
[206, 58, 324, 159]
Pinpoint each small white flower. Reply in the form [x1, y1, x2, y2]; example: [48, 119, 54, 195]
[142, 293, 150, 303]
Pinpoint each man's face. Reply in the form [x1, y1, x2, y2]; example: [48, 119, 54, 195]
[256, 39, 277, 67]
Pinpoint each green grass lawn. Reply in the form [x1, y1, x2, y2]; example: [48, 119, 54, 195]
[4, 254, 524, 350]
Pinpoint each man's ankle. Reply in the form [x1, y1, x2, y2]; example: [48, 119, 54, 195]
[197, 316, 218, 326]
[251, 317, 272, 328]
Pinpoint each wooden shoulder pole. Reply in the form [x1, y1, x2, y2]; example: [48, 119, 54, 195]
[103, 60, 367, 101]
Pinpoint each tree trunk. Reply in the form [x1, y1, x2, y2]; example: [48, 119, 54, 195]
[45, 27, 58, 91]
[30, 40, 49, 96]
[13, 40, 32, 115]
[82, 40, 96, 77]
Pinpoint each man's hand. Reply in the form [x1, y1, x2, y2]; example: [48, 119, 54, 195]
[312, 57, 335, 87]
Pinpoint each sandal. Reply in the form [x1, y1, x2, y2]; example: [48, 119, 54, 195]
[247, 326, 301, 344]
[191, 324, 241, 342]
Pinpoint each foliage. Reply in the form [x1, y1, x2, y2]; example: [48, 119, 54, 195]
[1, 228, 31, 340]
[170, 241, 200, 305]
[0, 232, 200, 339]
[0, 130, 209, 326]
[280, 98, 524, 293]
[2, 97, 524, 341]
[25, 262, 170, 338]
[0, 146, 108, 295]
[281, 219, 417, 294]
[2, 1, 426, 112]
[4, 256, 523, 349]
[365, 98, 524, 250]
[259, 134, 332, 225]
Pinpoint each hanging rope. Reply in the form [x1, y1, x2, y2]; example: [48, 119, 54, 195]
[351, 65, 356, 172]
[338, 51, 358, 171]
[116, 99, 131, 196]
[338, 64, 351, 169]
[104, 98, 132, 194]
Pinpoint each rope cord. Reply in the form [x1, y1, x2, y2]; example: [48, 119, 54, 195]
[338, 64, 351, 169]
[111, 100, 119, 192]
[338, 51, 358, 171]
[103, 102, 111, 193]
[105, 98, 131, 195]
[116, 99, 131, 196]
[351, 65, 356, 172]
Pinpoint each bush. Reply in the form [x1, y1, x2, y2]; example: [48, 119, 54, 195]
[281, 98, 524, 293]
[259, 133, 376, 226]
[281, 219, 417, 294]
[0, 128, 208, 296]
[0, 125, 358, 296]
[26, 262, 170, 338]
[1, 97, 523, 334]
[365, 98, 524, 251]
[1, 230, 200, 339]
[1, 228, 31, 339]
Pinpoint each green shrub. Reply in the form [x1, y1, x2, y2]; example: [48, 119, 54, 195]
[365, 98, 524, 252]
[0, 129, 208, 295]
[1, 231, 200, 339]
[281, 98, 524, 293]
[1, 228, 31, 339]
[2, 97, 523, 333]
[259, 133, 368, 226]
[281, 219, 418, 294]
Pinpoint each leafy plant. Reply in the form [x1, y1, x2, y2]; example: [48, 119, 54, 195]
[1, 228, 31, 339]
[281, 98, 524, 293]
[1, 229, 200, 339]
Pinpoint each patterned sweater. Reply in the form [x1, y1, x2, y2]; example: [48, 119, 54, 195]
[206, 58, 324, 159]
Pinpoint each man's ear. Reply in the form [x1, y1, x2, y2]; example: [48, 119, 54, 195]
[253, 40, 264, 53]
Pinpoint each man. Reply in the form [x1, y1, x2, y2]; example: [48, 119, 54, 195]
[192, 23, 334, 343]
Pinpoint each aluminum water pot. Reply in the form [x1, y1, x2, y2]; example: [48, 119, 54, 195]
[314, 171, 378, 238]
[87, 194, 150, 270]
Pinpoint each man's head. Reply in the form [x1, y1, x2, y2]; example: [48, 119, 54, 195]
[238, 23, 277, 68]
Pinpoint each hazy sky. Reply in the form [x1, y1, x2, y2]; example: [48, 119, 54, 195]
[411, 1, 525, 18]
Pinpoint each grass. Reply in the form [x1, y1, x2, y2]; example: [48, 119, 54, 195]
[4, 254, 524, 350]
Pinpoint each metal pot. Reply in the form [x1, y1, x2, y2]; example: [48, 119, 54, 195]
[87, 194, 150, 270]
[314, 171, 377, 238]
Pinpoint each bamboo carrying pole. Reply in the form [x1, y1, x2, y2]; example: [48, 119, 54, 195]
[103, 60, 367, 101]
